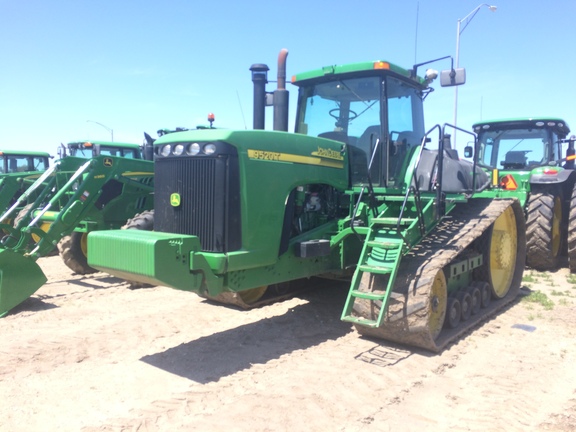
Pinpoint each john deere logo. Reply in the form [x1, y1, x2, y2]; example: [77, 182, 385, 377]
[103, 157, 113, 167]
[170, 193, 181, 207]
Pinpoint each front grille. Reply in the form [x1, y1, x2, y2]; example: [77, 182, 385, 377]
[154, 152, 241, 252]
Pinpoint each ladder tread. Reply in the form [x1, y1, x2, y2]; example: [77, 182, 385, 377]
[358, 264, 394, 274]
[350, 289, 387, 301]
[341, 316, 379, 327]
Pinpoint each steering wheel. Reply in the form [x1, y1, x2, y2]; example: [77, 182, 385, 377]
[329, 108, 358, 122]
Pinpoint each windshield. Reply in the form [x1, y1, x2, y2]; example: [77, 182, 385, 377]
[477, 128, 557, 169]
[295, 75, 425, 187]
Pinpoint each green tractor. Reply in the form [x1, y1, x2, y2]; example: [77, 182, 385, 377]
[54, 140, 153, 274]
[3, 50, 526, 352]
[0, 150, 50, 175]
[0, 150, 52, 218]
[470, 118, 576, 271]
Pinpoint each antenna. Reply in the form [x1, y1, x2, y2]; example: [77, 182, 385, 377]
[414, 2, 420, 63]
[236, 90, 247, 130]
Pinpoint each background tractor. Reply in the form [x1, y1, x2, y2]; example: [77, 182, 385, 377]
[471, 118, 576, 271]
[2, 50, 526, 352]
[55, 140, 153, 273]
[0, 150, 52, 217]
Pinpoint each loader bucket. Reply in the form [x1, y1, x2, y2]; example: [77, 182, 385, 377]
[0, 250, 47, 317]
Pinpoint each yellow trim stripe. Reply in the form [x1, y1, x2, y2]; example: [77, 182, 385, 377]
[247, 149, 343, 169]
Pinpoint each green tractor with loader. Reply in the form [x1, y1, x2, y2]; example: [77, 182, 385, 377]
[471, 118, 576, 271]
[2, 51, 526, 352]
[55, 140, 154, 274]
[0, 140, 154, 275]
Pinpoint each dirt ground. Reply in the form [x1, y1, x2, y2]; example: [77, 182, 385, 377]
[1, 256, 576, 432]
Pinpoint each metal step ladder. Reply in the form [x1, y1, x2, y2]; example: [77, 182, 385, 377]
[341, 220, 405, 328]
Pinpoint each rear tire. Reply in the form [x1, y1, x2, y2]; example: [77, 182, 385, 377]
[58, 232, 97, 275]
[568, 184, 576, 273]
[526, 189, 563, 271]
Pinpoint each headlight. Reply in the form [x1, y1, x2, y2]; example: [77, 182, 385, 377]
[160, 145, 171, 157]
[173, 144, 185, 156]
[187, 143, 201, 155]
[204, 143, 217, 155]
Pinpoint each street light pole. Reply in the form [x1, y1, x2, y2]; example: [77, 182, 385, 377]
[453, 3, 497, 148]
[86, 120, 114, 142]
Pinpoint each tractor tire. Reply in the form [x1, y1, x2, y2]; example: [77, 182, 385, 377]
[58, 232, 97, 275]
[568, 184, 576, 273]
[122, 210, 155, 289]
[526, 189, 563, 271]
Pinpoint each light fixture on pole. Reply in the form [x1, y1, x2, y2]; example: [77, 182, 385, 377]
[86, 120, 114, 142]
[453, 4, 497, 148]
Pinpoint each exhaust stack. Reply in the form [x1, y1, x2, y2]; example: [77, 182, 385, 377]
[273, 49, 289, 132]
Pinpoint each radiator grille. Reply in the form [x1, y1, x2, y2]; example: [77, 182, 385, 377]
[154, 154, 240, 252]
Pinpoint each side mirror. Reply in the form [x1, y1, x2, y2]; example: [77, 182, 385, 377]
[464, 145, 473, 158]
[440, 68, 466, 87]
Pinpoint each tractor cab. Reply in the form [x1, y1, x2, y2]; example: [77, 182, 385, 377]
[472, 118, 571, 197]
[292, 62, 427, 189]
[292, 61, 486, 194]
[473, 118, 568, 171]
[0, 151, 51, 174]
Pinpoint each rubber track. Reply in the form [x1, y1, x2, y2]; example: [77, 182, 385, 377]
[352, 198, 526, 352]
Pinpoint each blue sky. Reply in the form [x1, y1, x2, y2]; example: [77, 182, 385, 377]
[1, 0, 574, 154]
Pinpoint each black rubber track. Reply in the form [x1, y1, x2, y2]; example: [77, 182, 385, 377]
[352, 198, 526, 353]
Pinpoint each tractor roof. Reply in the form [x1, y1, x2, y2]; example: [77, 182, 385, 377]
[291, 60, 426, 86]
[0, 150, 51, 157]
[472, 117, 570, 137]
[67, 141, 140, 149]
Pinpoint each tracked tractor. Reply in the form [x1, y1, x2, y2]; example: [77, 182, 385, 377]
[5, 50, 526, 351]
[471, 118, 576, 271]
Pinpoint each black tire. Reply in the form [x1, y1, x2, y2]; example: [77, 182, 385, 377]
[526, 189, 563, 271]
[122, 210, 155, 289]
[58, 232, 97, 275]
[123, 210, 154, 231]
[568, 183, 576, 273]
